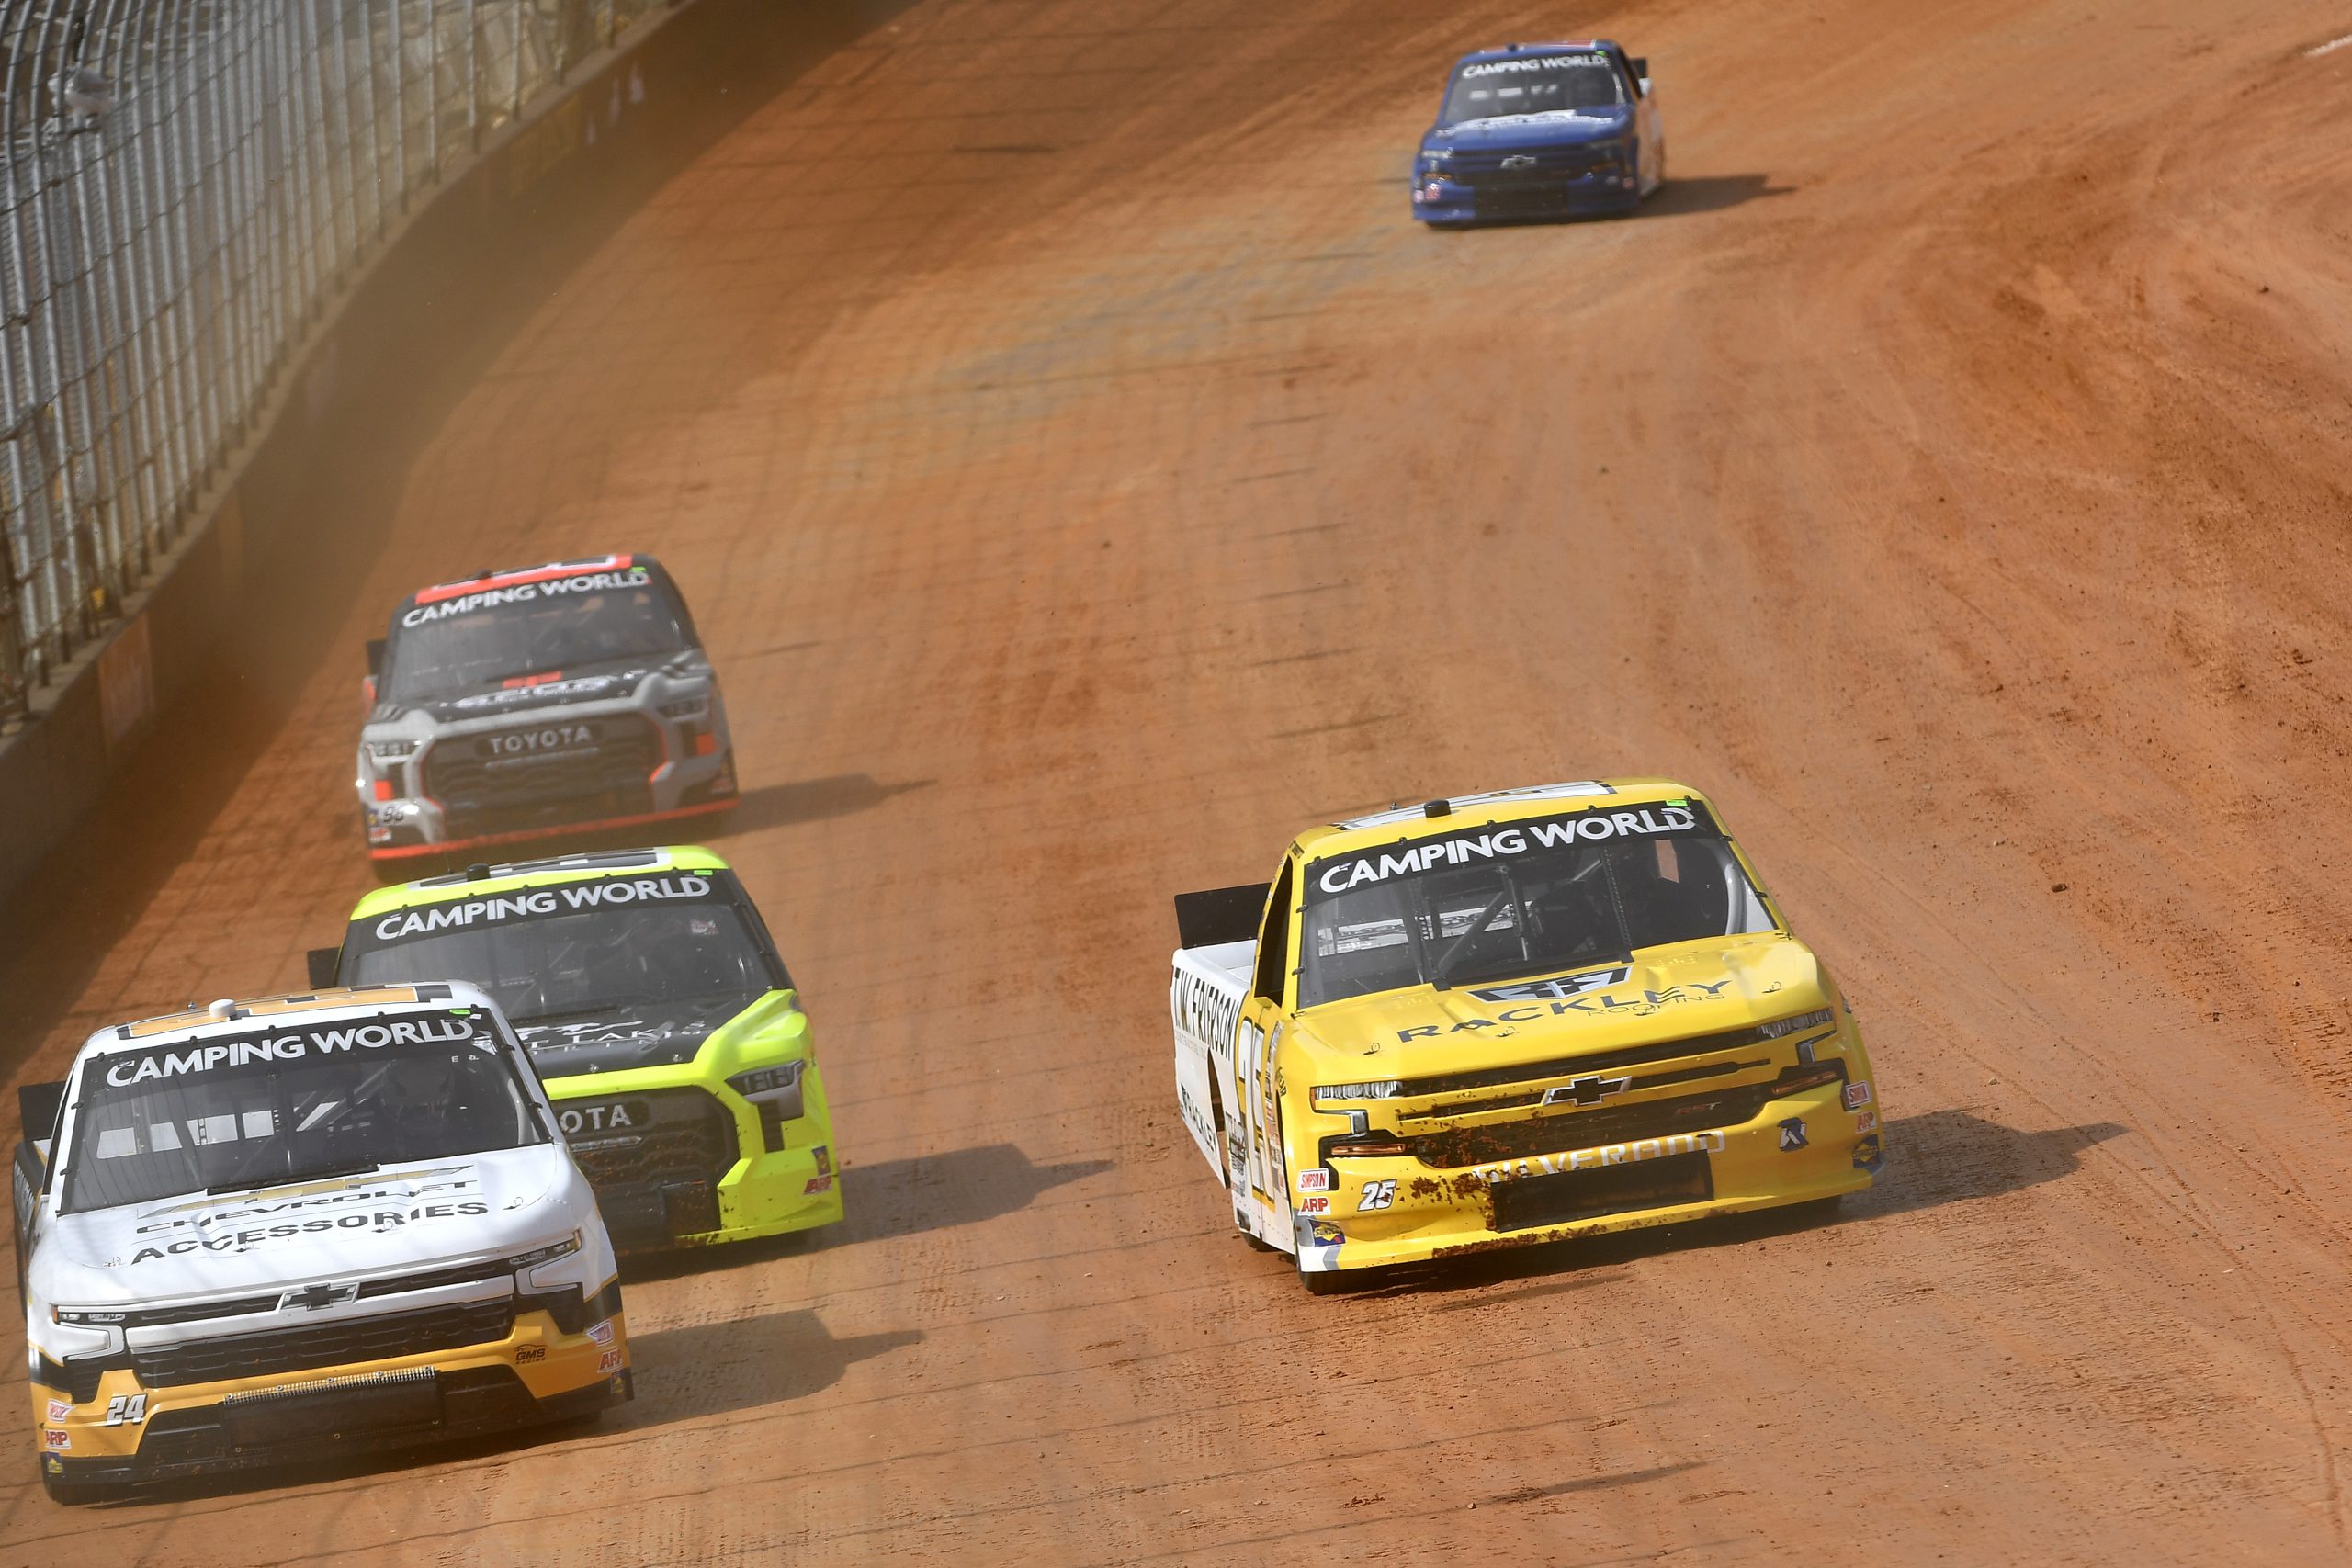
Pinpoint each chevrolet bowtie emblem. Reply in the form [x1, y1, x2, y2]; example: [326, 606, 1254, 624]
[284, 1282, 356, 1312]
[1543, 1075, 1631, 1107]
[1500, 153, 1538, 170]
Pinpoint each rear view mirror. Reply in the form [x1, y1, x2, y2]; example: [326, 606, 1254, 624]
[365, 638, 386, 676]
[306, 947, 343, 991]
[17, 1081, 63, 1142]
[1630, 57, 1650, 94]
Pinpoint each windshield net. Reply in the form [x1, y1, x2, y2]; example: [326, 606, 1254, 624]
[384, 566, 686, 704]
[1441, 51, 1625, 126]
[343, 874, 778, 1024]
[1298, 806, 1772, 1007]
[62, 1009, 544, 1213]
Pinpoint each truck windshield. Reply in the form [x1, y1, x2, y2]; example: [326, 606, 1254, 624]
[60, 1010, 546, 1214]
[342, 886, 778, 1024]
[384, 574, 686, 704]
[1441, 53, 1625, 126]
[1297, 808, 1773, 1007]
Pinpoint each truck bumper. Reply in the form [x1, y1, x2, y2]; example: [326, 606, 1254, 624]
[31, 1304, 629, 1496]
[1295, 1087, 1882, 1275]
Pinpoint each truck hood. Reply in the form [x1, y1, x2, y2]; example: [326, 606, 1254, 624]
[368, 649, 706, 726]
[1293, 934, 1827, 1080]
[512, 991, 765, 1075]
[1426, 104, 1634, 152]
[36, 1145, 575, 1309]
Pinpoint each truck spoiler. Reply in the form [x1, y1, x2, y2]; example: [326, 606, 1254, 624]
[1173, 884, 1267, 951]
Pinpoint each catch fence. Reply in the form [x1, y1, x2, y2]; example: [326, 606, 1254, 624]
[0, 0, 675, 723]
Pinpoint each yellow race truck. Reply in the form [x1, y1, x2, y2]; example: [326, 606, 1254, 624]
[1169, 779, 1883, 1292]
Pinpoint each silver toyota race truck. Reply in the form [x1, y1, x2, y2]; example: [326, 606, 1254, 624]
[356, 553, 739, 867]
[13, 984, 630, 1501]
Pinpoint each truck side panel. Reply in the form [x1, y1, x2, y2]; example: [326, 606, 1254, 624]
[1170, 942, 1252, 1182]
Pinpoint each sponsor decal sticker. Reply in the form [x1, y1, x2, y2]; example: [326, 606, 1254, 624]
[41, 1428, 69, 1451]
[803, 1174, 834, 1195]
[1778, 1117, 1809, 1152]
[1309, 805, 1704, 898]
[586, 1319, 615, 1347]
[516, 1346, 547, 1364]
[1852, 1134, 1884, 1174]
[44, 1399, 72, 1422]
[1309, 1220, 1344, 1246]
[401, 563, 652, 626]
[813, 1145, 832, 1177]
[1842, 1080, 1872, 1111]
[1295, 1168, 1330, 1193]
[368, 875, 718, 943]
[1854, 1110, 1878, 1134]
[1397, 978, 1734, 1042]
[1461, 51, 1611, 79]
[103, 1012, 489, 1088]
[1470, 1130, 1724, 1186]
[1298, 1194, 1330, 1215]
[598, 1348, 625, 1374]
[1467, 966, 1630, 1003]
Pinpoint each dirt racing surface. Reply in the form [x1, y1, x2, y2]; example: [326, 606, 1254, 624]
[5, 0, 2352, 1561]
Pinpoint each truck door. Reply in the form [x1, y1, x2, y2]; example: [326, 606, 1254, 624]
[1235, 856, 1297, 1246]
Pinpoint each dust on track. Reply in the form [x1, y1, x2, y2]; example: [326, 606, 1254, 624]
[4, 0, 2351, 1562]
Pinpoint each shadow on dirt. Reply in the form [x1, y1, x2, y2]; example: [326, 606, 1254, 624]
[75, 1305, 917, 1510]
[838, 1144, 1114, 1246]
[1333, 1110, 2125, 1300]
[611, 1304, 921, 1427]
[1647, 173, 1792, 216]
[715, 773, 936, 836]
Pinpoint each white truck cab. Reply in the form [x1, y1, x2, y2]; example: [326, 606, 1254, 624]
[14, 983, 629, 1500]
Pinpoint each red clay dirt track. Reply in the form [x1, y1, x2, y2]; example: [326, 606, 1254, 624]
[4, 0, 2352, 1561]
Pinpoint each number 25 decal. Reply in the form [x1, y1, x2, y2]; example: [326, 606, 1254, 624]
[1357, 1179, 1396, 1212]
[103, 1393, 148, 1427]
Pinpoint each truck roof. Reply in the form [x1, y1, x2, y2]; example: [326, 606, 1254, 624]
[348, 843, 734, 922]
[1295, 777, 1713, 862]
[83, 982, 487, 1056]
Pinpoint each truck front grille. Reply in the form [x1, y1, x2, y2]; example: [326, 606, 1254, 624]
[127, 1299, 515, 1389]
[1408, 1080, 1778, 1168]
[423, 716, 662, 836]
[565, 1088, 739, 1190]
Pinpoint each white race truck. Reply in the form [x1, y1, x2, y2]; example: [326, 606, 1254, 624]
[13, 983, 630, 1500]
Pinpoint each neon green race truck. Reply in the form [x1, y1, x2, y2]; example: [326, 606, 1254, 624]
[311, 846, 842, 1251]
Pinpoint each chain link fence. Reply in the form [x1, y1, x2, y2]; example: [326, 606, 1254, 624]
[0, 0, 676, 726]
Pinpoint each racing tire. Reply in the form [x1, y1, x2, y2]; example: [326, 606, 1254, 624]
[41, 1469, 130, 1506]
[1299, 1266, 1352, 1295]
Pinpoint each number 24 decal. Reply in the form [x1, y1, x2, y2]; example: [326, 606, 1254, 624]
[103, 1393, 148, 1427]
[1357, 1179, 1396, 1212]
